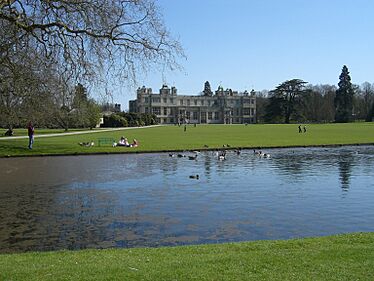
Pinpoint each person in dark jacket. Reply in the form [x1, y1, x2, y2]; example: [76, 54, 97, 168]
[27, 121, 34, 149]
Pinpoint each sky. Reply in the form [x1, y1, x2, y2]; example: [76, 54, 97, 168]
[116, 0, 374, 110]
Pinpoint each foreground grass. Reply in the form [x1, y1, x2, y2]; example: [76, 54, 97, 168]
[1, 233, 374, 280]
[0, 123, 373, 157]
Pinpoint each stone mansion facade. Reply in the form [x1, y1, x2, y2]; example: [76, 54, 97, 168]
[129, 84, 256, 124]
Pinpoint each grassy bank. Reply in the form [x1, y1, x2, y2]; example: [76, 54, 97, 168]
[0, 123, 373, 157]
[1, 232, 374, 280]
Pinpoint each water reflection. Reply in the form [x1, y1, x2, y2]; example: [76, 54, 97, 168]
[338, 153, 354, 190]
[0, 146, 374, 253]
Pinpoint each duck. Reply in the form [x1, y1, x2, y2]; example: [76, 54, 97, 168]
[177, 154, 185, 158]
[258, 152, 270, 158]
[189, 174, 199, 179]
[169, 153, 176, 157]
[188, 154, 198, 160]
[234, 148, 241, 155]
[218, 151, 226, 161]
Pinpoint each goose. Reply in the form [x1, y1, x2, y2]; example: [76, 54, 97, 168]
[169, 153, 176, 157]
[189, 174, 199, 179]
[218, 150, 226, 161]
[254, 149, 262, 155]
[188, 154, 198, 160]
[177, 154, 185, 158]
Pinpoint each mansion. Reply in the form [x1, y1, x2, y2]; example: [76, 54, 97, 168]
[129, 84, 256, 124]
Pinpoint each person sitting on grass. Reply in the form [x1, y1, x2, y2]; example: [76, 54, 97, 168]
[4, 128, 13, 136]
[78, 141, 94, 147]
[117, 136, 130, 147]
[131, 139, 139, 147]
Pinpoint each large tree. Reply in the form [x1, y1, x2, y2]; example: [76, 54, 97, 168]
[0, 0, 183, 128]
[265, 79, 308, 123]
[334, 65, 355, 122]
[302, 84, 336, 122]
[0, 0, 183, 83]
[359, 82, 374, 122]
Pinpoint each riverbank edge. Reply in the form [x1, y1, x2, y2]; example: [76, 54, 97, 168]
[1, 232, 373, 280]
[1, 142, 374, 158]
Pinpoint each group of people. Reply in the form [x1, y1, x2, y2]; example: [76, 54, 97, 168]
[114, 136, 139, 148]
[298, 125, 307, 133]
[23, 122, 140, 150]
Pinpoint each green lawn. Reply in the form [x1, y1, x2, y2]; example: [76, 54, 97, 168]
[0, 128, 103, 137]
[0, 123, 373, 157]
[1, 232, 374, 281]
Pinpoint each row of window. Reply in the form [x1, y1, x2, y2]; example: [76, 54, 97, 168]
[156, 117, 255, 124]
[145, 107, 255, 117]
[146, 107, 255, 116]
[143, 97, 255, 106]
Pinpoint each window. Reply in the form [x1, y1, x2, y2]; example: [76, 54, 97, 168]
[208, 112, 212, 119]
[214, 112, 220, 120]
[144, 97, 149, 103]
[170, 98, 174, 104]
[180, 99, 184, 105]
[163, 98, 167, 103]
[201, 100, 204, 105]
[186, 111, 190, 119]
[194, 100, 198, 105]
[152, 97, 161, 103]
[201, 112, 206, 123]
[187, 99, 190, 106]
[251, 99, 254, 104]
[163, 108, 168, 115]
[152, 107, 161, 115]
[193, 112, 198, 120]
[145, 107, 149, 113]
[251, 108, 255, 116]
[243, 109, 250, 115]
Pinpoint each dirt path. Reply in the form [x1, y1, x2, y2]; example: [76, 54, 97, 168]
[0, 125, 161, 140]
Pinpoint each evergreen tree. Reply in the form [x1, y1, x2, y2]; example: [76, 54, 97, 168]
[334, 65, 355, 122]
[265, 79, 308, 123]
[203, 81, 213, 96]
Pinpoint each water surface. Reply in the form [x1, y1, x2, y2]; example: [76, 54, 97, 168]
[0, 146, 374, 253]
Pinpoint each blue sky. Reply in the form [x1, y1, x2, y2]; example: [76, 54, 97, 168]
[117, 0, 374, 109]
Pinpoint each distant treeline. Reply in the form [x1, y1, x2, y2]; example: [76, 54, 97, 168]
[101, 112, 158, 127]
[256, 81, 374, 124]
